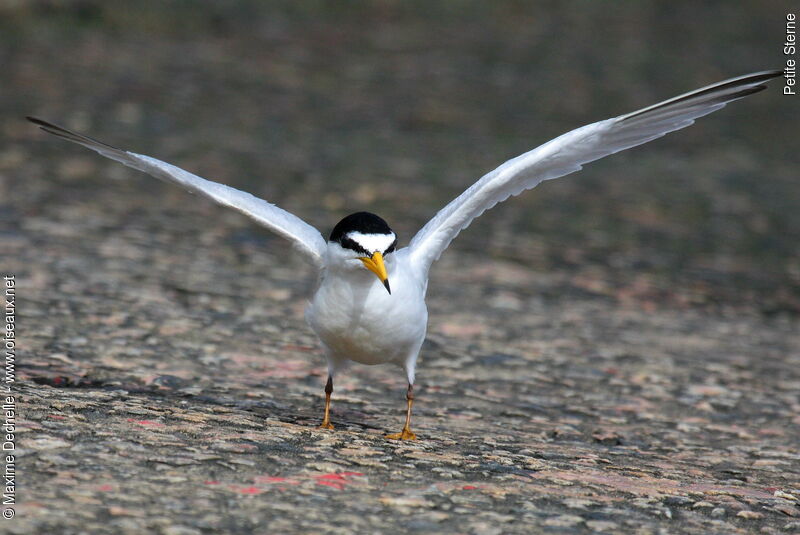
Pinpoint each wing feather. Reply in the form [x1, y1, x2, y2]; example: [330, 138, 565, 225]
[408, 70, 781, 272]
[28, 117, 328, 269]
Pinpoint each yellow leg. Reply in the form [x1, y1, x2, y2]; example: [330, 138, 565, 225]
[319, 375, 334, 430]
[386, 384, 417, 440]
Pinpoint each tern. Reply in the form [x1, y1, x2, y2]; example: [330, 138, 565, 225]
[28, 69, 780, 439]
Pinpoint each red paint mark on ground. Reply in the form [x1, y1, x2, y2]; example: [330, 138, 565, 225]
[317, 474, 346, 480]
[463, 485, 477, 490]
[316, 472, 363, 481]
[227, 484, 265, 495]
[126, 418, 165, 427]
[97, 484, 114, 492]
[236, 486, 264, 495]
[314, 472, 364, 490]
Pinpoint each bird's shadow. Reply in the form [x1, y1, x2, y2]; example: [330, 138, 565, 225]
[25, 365, 387, 432]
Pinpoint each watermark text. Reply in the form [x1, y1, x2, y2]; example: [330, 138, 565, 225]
[785, 13, 796, 95]
[2, 275, 15, 520]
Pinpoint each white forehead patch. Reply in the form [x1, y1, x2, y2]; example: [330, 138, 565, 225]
[346, 231, 396, 253]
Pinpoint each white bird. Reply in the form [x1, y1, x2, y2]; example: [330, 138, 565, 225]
[28, 69, 780, 440]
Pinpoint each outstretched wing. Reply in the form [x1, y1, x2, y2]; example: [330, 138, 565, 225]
[28, 117, 328, 269]
[408, 70, 781, 273]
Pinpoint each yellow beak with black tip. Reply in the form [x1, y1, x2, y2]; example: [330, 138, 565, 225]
[359, 252, 391, 294]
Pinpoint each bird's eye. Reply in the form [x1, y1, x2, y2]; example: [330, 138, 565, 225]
[340, 237, 368, 256]
[385, 239, 397, 255]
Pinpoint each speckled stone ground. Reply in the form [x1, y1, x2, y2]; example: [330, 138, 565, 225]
[3, 2, 799, 534]
[7, 193, 800, 534]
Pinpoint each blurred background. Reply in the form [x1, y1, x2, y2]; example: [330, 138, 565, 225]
[2, 0, 798, 313]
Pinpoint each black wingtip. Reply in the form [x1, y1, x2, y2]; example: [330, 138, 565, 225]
[25, 116, 122, 151]
[751, 69, 784, 82]
[27, 116, 51, 128]
[731, 70, 781, 85]
[27, 115, 67, 133]
[619, 69, 783, 123]
[26, 116, 64, 129]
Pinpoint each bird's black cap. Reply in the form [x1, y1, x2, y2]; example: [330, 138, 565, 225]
[329, 212, 397, 255]
[329, 212, 392, 241]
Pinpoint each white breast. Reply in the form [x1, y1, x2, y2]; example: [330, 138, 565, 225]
[306, 250, 428, 366]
